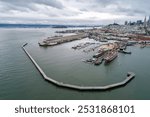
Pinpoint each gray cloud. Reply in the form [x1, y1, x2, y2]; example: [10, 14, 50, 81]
[0, 0, 64, 11]
[78, 0, 149, 16]
[0, 0, 150, 25]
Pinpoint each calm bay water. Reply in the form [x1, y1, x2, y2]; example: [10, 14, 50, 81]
[0, 28, 150, 99]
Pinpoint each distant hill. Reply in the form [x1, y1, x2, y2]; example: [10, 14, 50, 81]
[0, 23, 101, 28]
[0, 24, 52, 28]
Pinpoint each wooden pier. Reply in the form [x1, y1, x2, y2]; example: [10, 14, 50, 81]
[22, 43, 135, 91]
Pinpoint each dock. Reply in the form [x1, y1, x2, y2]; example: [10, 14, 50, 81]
[39, 33, 87, 46]
[22, 43, 135, 91]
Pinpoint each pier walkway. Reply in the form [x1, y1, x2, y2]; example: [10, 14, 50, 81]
[22, 43, 135, 91]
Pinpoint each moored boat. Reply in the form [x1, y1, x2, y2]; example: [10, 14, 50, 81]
[48, 42, 58, 46]
[104, 51, 118, 64]
[94, 58, 103, 65]
[93, 49, 107, 58]
[38, 42, 47, 46]
[118, 49, 131, 54]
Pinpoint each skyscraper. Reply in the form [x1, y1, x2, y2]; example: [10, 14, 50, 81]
[124, 21, 128, 25]
[144, 16, 147, 27]
[148, 16, 150, 26]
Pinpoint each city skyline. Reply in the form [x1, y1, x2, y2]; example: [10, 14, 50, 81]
[0, 0, 150, 25]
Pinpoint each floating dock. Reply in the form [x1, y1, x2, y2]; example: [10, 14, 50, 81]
[22, 43, 135, 91]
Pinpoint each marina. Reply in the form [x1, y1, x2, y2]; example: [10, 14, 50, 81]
[22, 43, 135, 91]
[1, 27, 150, 99]
[32, 20, 150, 91]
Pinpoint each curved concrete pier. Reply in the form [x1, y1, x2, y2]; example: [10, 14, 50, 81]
[22, 43, 135, 91]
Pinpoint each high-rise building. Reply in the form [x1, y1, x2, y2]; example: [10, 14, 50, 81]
[144, 16, 147, 27]
[124, 21, 128, 25]
[137, 20, 143, 25]
[148, 16, 150, 26]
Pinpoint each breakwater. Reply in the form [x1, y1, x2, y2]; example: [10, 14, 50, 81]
[22, 43, 135, 91]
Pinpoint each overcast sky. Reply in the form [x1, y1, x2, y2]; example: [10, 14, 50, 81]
[0, 0, 150, 25]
